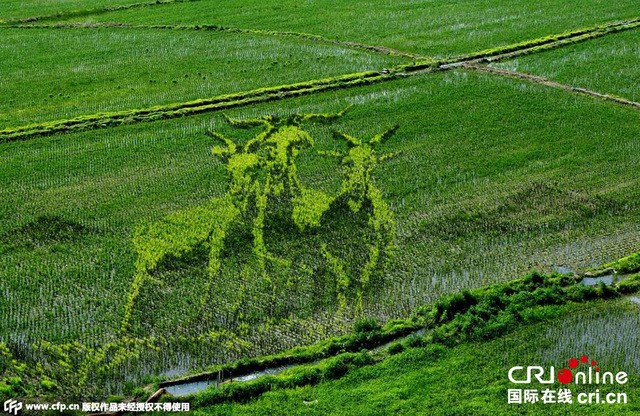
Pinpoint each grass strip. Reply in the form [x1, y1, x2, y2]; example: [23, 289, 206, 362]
[418, 17, 640, 69]
[1, 17, 639, 143]
[476, 20, 640, 63]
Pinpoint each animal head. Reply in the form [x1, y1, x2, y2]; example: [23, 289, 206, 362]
[209, 106, 353, 197]
[327, 125, 399, 212]
[330, 124, 399, 173]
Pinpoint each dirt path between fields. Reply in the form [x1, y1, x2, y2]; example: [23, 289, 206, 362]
[463, 63, 640, 110]
[0, 0, 199, 25]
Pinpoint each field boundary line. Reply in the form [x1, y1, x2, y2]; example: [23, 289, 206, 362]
[1, 17, 639, 143]
[2, 22, 425, 60]
[463, 63, 640, 110]
[0, 0, 200, 25]
[472, 20, 640, 64]
[436, 17, 640, 68]
[0, 71, 409, 143]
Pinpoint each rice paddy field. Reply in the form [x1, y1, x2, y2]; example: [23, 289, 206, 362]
[1, 0, 137, 21]
[492, 29, 640, 102]
[0, 28, 403, 127]
[1, 0, 639, 414]
[63, 0, 639, 58]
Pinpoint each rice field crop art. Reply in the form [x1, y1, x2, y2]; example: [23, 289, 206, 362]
[122, 107, 399, 340]
[3, 0, 640, 408]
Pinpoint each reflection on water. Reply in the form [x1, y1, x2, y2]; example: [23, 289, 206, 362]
[581, 274, 630, 286]
[164, 363, 309, 396]
[165, 380, 217, 397]
[372, 328, 427, 352]
[554, 266, 575, 275]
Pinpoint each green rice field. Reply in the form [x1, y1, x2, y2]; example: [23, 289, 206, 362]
[1, 0, 639, 413]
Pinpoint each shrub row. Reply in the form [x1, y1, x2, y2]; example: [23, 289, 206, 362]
[421, 271, 640, 347]
[604, 252, 640, 275]
[180, 352, 376, 407]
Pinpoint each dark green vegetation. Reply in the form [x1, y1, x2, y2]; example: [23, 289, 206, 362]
[0, 0, 639, 412]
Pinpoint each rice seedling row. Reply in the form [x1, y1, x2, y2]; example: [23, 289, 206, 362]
[491, 28, 640, 103]
[463, 63, 640, 110]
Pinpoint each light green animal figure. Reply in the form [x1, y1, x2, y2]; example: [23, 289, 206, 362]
[321, 125, 399, 312]
[121, 106, 351, 333]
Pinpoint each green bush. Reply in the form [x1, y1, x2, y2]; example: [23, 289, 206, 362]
[565, 284, 599, 302]
[286, 367, 322, 387]
[387, 343, 405, 355]
[406, 337, 427, 349]
[354, 317, 381, 334]
[323, 356, 351, 380]
[618, 275, 640, 294]
[605, 253, 640, 274]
